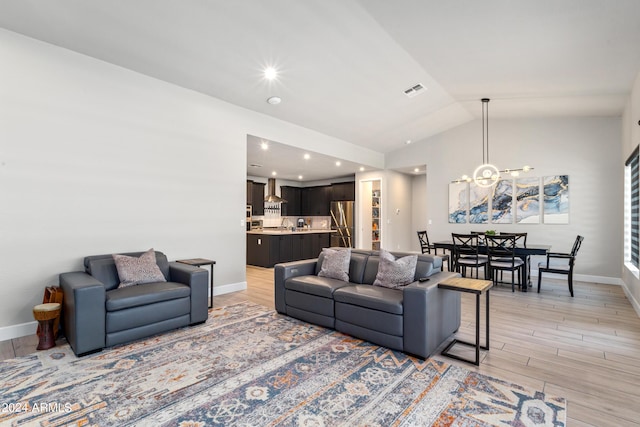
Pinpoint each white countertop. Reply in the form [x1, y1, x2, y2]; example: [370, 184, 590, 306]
[247, 228, 334, 235]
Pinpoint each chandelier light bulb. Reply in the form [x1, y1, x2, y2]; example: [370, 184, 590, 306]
[523, 165, 531, 172]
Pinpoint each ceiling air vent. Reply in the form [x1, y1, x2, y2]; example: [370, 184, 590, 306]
[403, 83, 426, 98]
[249, 163, 263, 168]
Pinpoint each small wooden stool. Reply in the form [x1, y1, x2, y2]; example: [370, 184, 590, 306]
[33, 303, 61, 350]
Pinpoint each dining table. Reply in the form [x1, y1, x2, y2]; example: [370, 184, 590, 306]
[432, 240, 551, 292]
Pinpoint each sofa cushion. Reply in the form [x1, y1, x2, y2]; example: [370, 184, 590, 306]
[113, 249, 167, 288]
[333, 285, 403, 315]
[106, 281, 191, 311]
[373, 250, 418, 289]
[285, 276, 352, 298]
[317, 248, 351, 281]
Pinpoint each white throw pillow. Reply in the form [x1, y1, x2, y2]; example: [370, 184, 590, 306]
[373, 249, 418, 289]
[318, 248, 351, 282]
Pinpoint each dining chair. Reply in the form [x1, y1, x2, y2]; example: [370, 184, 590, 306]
[486, 235, 526, 292]
[537, 235, 584, 297]
[451, 233, 488, 279]
[500, 232, 529, 283]
[417, 230, 450, 270]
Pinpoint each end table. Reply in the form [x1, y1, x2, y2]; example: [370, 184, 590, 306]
[176, 258, 216, 308]
[438, 277, 492, 366]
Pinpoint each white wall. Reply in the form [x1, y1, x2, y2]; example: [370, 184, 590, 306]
[355, 169, 413, 252]
[0, 29, 383, 338]
[387, 116, 623, 281]
[411, 174, 428, 252]
[622, 71, 640, 314]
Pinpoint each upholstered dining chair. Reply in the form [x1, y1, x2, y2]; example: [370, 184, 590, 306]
[451, 233, 488, 279]
[537, 235, 584, 297]
[417, 230, 450, 270]
[500, 232, 529, 283]
[486, 235, 526, 292]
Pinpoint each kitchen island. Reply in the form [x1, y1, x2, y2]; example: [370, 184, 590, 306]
[247, 229, 332, 267]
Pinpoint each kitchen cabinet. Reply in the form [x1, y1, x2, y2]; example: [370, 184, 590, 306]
[280, 186, 302, 216]
[331, 182, 355, 201]
[249, 181, 265, 216]
[246, 232, 330, 267]
[302, 185, 331, 216]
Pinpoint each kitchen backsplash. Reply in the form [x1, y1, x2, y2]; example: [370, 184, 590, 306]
[254, 214, 332, 229]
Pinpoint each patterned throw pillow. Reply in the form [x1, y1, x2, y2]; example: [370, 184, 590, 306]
[373, 249, 418, 289]
[317, 248, 351, 282]
[113, 248, 166, 288]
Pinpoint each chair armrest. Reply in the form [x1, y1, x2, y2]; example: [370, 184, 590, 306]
[59, 272, 106, 356]
[402, 271, 461, 358]
[274, 259, 318, 314]
[169, 262, 208, 324]
[547, 252, 572, 258]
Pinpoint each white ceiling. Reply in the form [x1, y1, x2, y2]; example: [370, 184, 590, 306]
[1, 0, 639, 179]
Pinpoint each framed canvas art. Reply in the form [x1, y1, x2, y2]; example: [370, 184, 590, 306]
[543, 175, 569, 224]
[491, 179, 514, 224]
[515, 177, 540, 224]
[448, 182, 468, 224]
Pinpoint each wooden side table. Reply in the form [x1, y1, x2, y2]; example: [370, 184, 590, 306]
[176, 258, 216, 308]
[33, 303, 61, 350]
[438, 277, 492, 366]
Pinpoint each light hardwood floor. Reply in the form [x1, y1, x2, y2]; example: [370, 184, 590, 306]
[2, 266, 639, 426]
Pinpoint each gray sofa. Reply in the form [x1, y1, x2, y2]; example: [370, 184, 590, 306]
[60, 251, 208, 356]
[275, 249, 461, 359]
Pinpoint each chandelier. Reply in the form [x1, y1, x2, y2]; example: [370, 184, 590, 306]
[454, 98, 533, 187]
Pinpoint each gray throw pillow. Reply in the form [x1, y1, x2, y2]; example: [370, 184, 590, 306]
[373, 249, 418, 289]
[113, 248, 167, 288]
[318, 248, 351, 282]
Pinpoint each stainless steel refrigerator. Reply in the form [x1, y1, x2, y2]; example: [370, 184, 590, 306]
[330, 201, 355, 248]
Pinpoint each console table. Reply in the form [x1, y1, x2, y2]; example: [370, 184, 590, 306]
[176, 258, 215, 308]
[438, 277, 492, 366]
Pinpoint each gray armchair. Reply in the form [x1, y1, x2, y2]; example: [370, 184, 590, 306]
[60, 251, 208, 356]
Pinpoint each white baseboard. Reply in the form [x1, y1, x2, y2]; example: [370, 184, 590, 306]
[530, 269, 624, 286]
[0, 282, 249, 342]
[212, 281, 247, 296]
[620, 282, 640, 318]
[0, 321, 37, 342]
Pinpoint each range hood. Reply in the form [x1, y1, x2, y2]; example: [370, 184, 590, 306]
[264, 178, 287, 203]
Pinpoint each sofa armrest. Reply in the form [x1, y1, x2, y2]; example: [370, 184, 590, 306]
[169, 262, 208, 324]
[274, 259, 318, 314]
[59, 272, 106, 356]
[402, 271, 461, 358]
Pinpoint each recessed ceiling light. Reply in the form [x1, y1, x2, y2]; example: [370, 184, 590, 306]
[298, 175, 303, 180]
[260, 141, 269, 150]
[264, 67, 277, 80]
[406, 140, 412, 145]
[359, 167, 365, 172]
[335, 161, 341, 166]
[272, 171, 277, 176]
[266, 96, 281, 105]
[414, 168, 420, 173]
[303, 153, 311, 160]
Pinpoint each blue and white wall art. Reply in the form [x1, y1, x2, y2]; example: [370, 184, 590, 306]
[491, 179, 514, 223]
[515, 177, 540, 224]
[543, 175, 569, 224]
[469, 183, 491, 224]
[448, 182, 468, 224]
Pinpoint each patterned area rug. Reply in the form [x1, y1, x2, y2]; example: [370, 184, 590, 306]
[1, 302, 566, 426]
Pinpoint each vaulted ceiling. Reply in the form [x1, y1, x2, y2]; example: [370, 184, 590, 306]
[1, 0, 639, 159]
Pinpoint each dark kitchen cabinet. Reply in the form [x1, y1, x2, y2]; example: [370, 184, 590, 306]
[250, 181, 265, 216]
[310, 232, 330, 258]
[280, 186, 302, 216]
[301, 185, 331, 216]
[331, 182, 355, 201]
[278, 235, 293, 263]
[247, 232, 330, 267]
